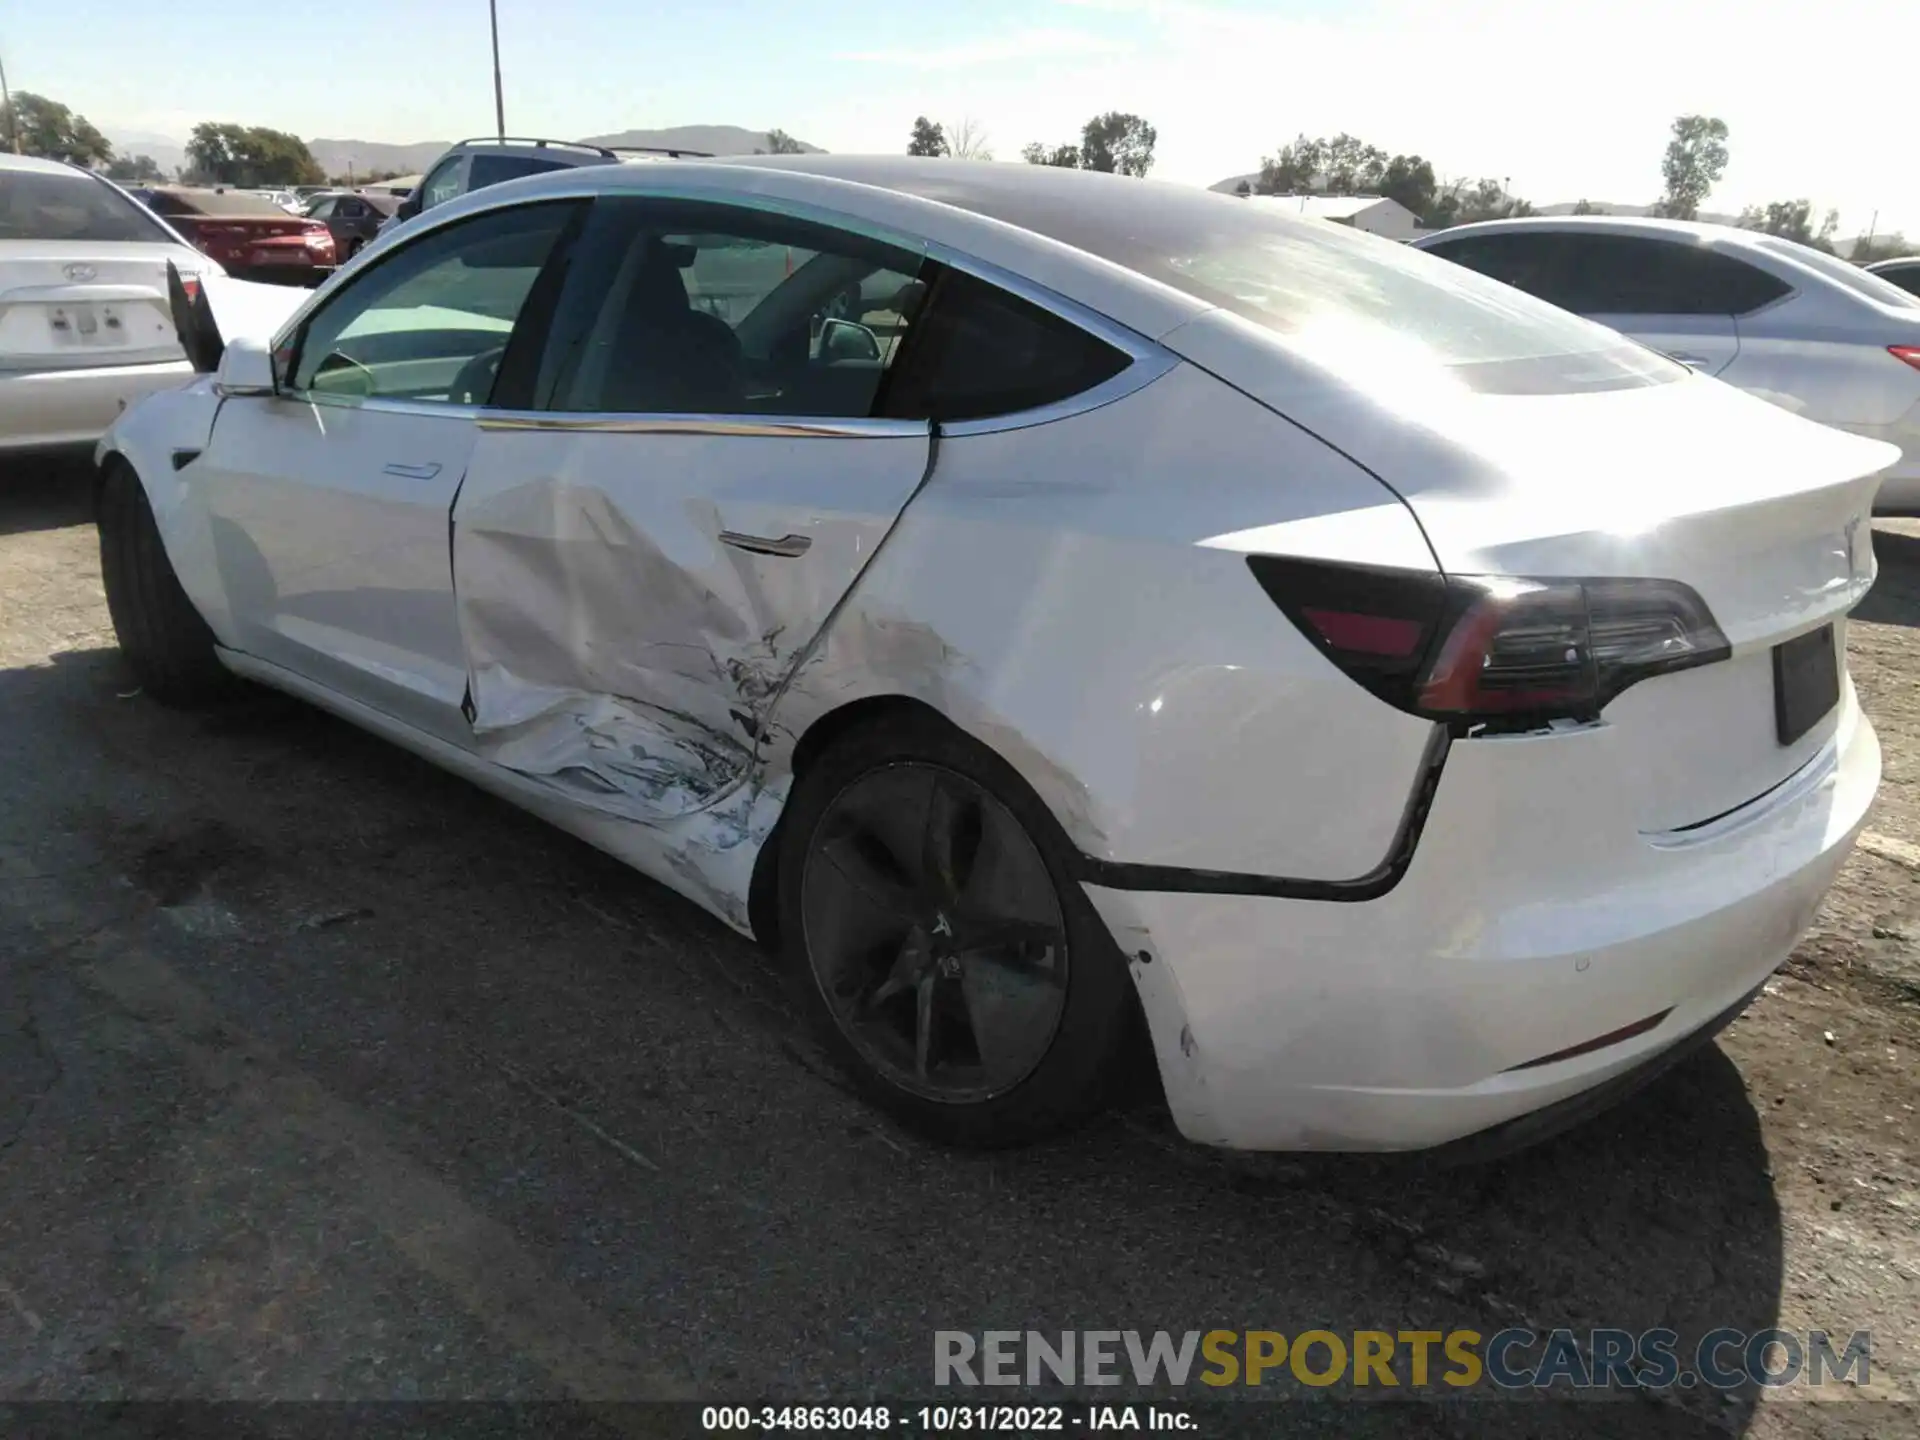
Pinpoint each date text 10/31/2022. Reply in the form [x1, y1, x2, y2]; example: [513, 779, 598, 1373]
[700, 1407, 1195, 1432]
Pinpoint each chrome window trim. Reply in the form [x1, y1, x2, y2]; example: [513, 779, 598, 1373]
[477, 412, 927, 439]
[286, 391, 485, 422]
[931, 347, 1178, 437]
[280, 175, 1181, 436]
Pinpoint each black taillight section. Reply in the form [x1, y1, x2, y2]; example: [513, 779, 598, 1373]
[1247, 557, 1731, 729]
[1245, 556, 1449, 711]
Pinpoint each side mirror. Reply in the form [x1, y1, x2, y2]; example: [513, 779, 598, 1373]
[216, 335, 278, 397]
[395, 191, 421, 220]
[819, 318, 882, 364]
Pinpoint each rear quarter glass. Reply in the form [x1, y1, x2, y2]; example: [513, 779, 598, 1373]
[934, 182, 1681, 396]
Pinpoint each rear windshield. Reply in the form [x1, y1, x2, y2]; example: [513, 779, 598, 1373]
[0, 170, 172, 243]
[1754, 236, 1920, 310]
[926, 174, 1679, 394]
[149, 189, 291, 219]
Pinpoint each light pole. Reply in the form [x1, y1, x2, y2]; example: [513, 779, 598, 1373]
[0, 50, 20, 154]
[488, 0, 505, 139]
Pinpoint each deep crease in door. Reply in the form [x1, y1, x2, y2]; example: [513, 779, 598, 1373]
[448, 424, 935, 823]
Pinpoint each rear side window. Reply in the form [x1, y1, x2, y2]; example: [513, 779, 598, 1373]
[1424, 232, 1579, 308]
[0, 171, 170, 243]
[467, 154, 573, 191]
[1553, 234, 1790, 316]
[1875, 263, 1920, 299]
[1756, 237, 1920, 310]
[883, 268, 1129, 422]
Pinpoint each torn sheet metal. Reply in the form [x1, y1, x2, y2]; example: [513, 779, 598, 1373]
[451, 426, 932, 823]
[463, 669, 752, 821]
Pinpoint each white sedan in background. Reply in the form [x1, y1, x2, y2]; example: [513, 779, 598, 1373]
[0, 153, 231, 457]
[95, 159, 1891, 1156]
[1414, 216, 1920, 514]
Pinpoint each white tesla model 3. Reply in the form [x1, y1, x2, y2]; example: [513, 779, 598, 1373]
[94, 158, 1892, 1156]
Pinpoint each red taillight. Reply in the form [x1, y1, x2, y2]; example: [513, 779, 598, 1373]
[1890, 345, 1920, 372]
[1247, 557, 1731, 729]
[302, 222, 335, 256]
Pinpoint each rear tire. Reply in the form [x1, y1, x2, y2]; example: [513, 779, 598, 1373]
[778, 712, 1135, 1148]
[96, 459, 236, 707]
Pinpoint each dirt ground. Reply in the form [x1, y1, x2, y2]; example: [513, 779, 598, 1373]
[0, 458, 1914, 1438]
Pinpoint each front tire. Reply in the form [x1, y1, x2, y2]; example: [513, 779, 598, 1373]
[778, 713, 1135, 1147]
[97, 459, 235, 707]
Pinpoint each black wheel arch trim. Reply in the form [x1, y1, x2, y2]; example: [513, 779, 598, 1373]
[1069, 725, 1451, 900]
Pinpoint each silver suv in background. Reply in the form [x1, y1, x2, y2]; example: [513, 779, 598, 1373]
[1413, 216, 1920, 514]
[380, 137, 711, 236]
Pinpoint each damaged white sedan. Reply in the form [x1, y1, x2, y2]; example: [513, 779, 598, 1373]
[95, 157, 1892, 1155]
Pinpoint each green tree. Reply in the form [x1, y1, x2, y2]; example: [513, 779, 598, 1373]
[0, 92, 113, 166]
[1079, 111, 1156, 177]
[764, 129, 806, 155]
[1379, 154, 1436, 216]
[1256, 133, 1427, 208]
[1737, 199, 1839, 252]
[105, 153, 164, 182]
[1322, 133, 1388, 193]
[1653, 114, 1729, 221]
[1423, 177, 1533, 229]
[1571, 198, 1603, 215]
[1021, 141, 1082, 168]
[186, 122, 322, 186]
[1256, 134, 1326, 194]
[906, 117, 949, 157]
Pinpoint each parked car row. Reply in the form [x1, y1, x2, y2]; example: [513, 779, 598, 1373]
[87, 156, 1895, 1157]
[1411, 217, 1920, 514]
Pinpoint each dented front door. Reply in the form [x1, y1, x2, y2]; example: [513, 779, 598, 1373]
[450, 416, 933, 818]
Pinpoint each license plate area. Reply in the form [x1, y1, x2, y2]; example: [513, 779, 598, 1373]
[48, 302, 128, 348]
[1773, 623, 1839, 747]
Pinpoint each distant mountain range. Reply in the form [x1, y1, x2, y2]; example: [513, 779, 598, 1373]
[108, 125, 825, 183]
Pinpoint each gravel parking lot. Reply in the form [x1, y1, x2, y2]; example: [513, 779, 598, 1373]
[0, 460, 1915, 1437]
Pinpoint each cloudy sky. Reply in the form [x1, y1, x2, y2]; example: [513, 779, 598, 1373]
[12, 0, 1915, 235]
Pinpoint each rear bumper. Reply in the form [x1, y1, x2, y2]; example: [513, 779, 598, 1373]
[225, 265, 331, 288]
[0, 360, 196, 454]
[1085, 684, 1880, 1153]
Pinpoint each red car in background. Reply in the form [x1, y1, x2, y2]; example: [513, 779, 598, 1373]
[142, 188, 336, 285]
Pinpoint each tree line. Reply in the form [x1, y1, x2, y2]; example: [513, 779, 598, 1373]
[908, 113, 1159, 177]
[5, 84, 1908, 260]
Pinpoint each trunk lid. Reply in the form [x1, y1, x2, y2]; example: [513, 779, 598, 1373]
[0, 242, 206, 371]
[175, 214, 320, 272]
[1166, 310, 1897, 833]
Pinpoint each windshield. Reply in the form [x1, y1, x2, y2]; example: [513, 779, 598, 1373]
[1755, 236, 1920, 310]
[0, 170, 173, 243]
